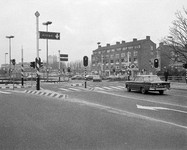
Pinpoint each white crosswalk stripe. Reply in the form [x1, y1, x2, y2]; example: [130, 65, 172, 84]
[109, 86, 124, 90]
[0, 90, 11, 94]
[59, 85, 125, 92]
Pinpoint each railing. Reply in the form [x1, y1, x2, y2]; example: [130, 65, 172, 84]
[159, 76, 186, 83]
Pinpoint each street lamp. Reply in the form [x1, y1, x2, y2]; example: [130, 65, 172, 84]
[6, 36, 14, 80]
[5, 53, 8, 65]
[43, 21, 52, 81]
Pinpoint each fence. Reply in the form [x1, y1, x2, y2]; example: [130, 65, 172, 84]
[159, 76, 186, 83]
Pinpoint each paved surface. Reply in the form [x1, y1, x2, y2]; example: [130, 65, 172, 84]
[0, 81, 186, 91]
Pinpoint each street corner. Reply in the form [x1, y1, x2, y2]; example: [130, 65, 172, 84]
[24, 89, 68, 99]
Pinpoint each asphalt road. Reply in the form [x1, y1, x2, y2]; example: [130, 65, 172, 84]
[0, 81, 187, 150]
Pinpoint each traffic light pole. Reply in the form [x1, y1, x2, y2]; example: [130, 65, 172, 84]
[84, 67, 87, 88]
[35, 11, 40, 90]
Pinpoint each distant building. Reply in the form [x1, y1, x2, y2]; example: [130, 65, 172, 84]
[157, 42, 184, 72]
[91, 36, 158, 76]
[48, 55, 57, 64]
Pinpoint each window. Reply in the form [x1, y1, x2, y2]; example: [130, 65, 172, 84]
[110, 54, 114, 59]
[116, 54, 119, 58]
[110, 60, 114, 63]
[134, 58, 138, 63]
[134, 51, 138, 56]
[107, 50, 110, 53]
[121, 53, 125, 57]
[122, 47, 127, 50]
[115, 59, 120, 63]
[111, 49, 115, 52]
[116, 48, 121, 51]
[151, 46, 153, 51]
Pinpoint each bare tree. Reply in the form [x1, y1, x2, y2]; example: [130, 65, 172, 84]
[162, 7, 187, 63]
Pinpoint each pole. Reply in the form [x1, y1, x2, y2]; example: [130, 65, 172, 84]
[35, 11, 40, 90]
[84, 67, 87, 88]
[46, 25, 49, 82]
[9, 38, 11, 82]
[21, 46, 24, 86]
[59, 50, 61, 81]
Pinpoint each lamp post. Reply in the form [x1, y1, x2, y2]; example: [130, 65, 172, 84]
[6, 36, 14, 80]
[5, 53, 8, 65]
[43, 21, 52, 81]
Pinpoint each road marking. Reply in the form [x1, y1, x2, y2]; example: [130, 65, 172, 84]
[137, 104, 187, 114]
[68, 88, 81, 91]
[63, 98, 187, 129]
[109, 86, 124, 90]
[95, 87, 105, 90]
[102, 86, 113, 90]
[0, 91, 11, 94]
[117, 86, 125, 89]
[59, 88, 70, 91]
[95, 90, 187, 109]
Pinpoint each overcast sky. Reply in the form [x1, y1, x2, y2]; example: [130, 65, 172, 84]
[0, 0, 187, 66]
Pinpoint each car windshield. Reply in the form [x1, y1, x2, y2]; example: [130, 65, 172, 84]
[143, 76, 162, 82]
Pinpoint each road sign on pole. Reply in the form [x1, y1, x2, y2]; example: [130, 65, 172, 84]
[39, 31, 60, 40]
[60, 54, 68, 61]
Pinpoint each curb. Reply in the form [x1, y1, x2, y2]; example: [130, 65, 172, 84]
[24, 90, 68, 99]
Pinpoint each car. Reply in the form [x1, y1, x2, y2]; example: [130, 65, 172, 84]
[71, 75, 84, 80]
[125, 75, 170, 95]
[85, 75, 93, 81]
[93, 75, 102, 82]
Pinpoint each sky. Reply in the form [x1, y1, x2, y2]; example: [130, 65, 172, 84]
[0, 0, 187, 66]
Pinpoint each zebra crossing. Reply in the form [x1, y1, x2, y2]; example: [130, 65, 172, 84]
[59, 85, 125, 92]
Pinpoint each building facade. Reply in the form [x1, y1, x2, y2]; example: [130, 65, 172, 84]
[157, 42, 184, 74]
[91, 36, 158, 76]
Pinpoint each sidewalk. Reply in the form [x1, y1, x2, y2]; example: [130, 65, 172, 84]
[170, 82, 187, 91]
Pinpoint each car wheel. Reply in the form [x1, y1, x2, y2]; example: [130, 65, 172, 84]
[141, 87, 147, 94]
[127, 86, 131, 92]
[159, 90, 164, 95]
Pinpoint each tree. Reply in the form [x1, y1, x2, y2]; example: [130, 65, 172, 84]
[162, 7, 187, 64]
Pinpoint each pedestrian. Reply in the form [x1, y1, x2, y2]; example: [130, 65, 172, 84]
[164, 70, 169, 81]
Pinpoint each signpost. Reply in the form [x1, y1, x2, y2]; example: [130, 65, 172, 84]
[39, 31, 60, 40]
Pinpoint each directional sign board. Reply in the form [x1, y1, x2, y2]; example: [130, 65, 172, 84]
[60, 54, 68, 61]
[39, 31, 60, 40]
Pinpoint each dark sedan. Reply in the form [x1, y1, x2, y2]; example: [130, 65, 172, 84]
[125, 75, 170, 95]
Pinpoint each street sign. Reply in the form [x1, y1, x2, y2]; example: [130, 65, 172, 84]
[60, 54, 68, 61]
[60, 58, 68, 61]
[39, 31, 60, 40]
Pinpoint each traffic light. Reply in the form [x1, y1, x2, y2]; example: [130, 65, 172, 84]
[30, 61, 35, 68]
[183, 63, 187, 69]
[83, 56, 88, 67]
[11, 59, 16, 65]
[154, 59, 159, 68]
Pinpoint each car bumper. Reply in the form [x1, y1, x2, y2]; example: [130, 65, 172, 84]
[149, 87, 170, 91]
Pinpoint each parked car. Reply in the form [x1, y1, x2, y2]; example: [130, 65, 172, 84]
[85, 75, 93, 81]
[125, 75, 170, 95]
[71, 75, 84, 80]
[93, 75, 102, 82]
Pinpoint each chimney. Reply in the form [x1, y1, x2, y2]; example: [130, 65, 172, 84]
[106, 43, 110, 47]
[146, 36, 150, 40]
[116, 42, 120, 45]
[133, 38, 137, 42]
[122, 41, 126, 44]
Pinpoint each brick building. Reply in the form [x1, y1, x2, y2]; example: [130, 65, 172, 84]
[91, 36, 158, 76]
